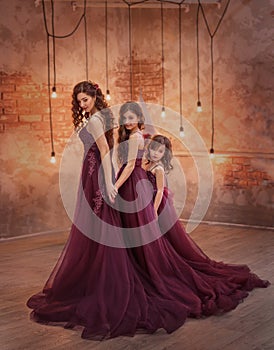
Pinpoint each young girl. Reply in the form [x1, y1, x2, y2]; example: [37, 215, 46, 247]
[142, 134, 173, 217]
[144, 134, 270, 285]
[114, 101, 161, 247]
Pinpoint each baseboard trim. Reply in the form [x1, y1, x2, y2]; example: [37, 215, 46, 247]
[0, 228, 70, 242]
[1, 220, 273, 242]
[180, 219, 274, 231]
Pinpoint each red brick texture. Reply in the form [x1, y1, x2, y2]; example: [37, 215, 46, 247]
[220, 157, 272, 189]
[0, 72, 73, 154]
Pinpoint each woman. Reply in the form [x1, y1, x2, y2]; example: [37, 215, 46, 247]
[115, 105, 270, 329]
[27, 82, 155, 340]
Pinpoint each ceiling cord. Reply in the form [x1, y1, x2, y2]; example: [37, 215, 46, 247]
[161, 1, 165, 111]
[198, 0, 231, 153]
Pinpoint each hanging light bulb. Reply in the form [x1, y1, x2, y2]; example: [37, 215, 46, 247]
[106, 89, 111, 101]
[161, 106, 166, 118]
[51, 86, 57, 98]
[179, 126, 185, 138]
[71, 1, 77, 11]
[210, 148, 215, 159]
[216, 0, 222, 10]
[50, 151, 56, 164]
[197, 100, 202, 112]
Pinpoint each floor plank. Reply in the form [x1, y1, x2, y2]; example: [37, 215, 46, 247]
[0, 224, 273, 350]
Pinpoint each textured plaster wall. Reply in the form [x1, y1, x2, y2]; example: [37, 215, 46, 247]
[0, 0, 273, 238]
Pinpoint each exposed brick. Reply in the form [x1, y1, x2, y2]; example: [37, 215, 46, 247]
[0, 73, 32, 85]
[262, 172, 271, 180]
[231, 164, 243, 172]
[0, 76, 17, 84]
[19, 115, 42, 122]
[2, 99, 17, 113]
[0, 84, 15, 92]
[247, 180, 259, 186]
[3, 92, 29, 100]
[4, 91, 47, 100]
[225, 171, 233, 177]
[15, 84, 41, 92]
[233, 171, 247, 179]
[30, 106, 49, 114]
[17, 105, 30, 114]
[43, 114, 66, 122]
[13, 76, 33, 84]
[30, 122, 51, 130]
[50, 99, 65, 107]
[238, 180, 248, 187]
[252, 171, 263, 179]
[223, 180, 234, 186]
[5, 122, 31, 131]
[61, 85, 75, 93]
[0, 115, 19, 123]
[232, 157, 250, 165]
[51, 107, 70, 115]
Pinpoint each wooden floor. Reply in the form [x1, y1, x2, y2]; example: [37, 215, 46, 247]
[0, 224, 273, 350]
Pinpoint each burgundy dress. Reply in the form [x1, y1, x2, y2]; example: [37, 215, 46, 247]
[27, 130, 269, 340]
[27, 128, 184, 340]
[117, 152, 269, 323]
[141, 168, 270, 314]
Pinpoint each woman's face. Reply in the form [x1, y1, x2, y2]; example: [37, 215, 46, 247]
[149, 144, 166, 162]
[122, 110, 139, 132]
[77, 92, 96, 114]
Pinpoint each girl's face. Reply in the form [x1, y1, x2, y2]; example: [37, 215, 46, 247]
[149, 144, 166, 163]
[122, 110, 139, 132]
[77, 92, 96, 114]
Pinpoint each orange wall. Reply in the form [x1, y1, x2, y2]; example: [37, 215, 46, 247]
[0, 0, 273, 238]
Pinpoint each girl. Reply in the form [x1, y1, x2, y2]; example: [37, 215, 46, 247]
[116, 105, 269, 337]
[142, 134, 173, 217]
[144, 134, 270, 291]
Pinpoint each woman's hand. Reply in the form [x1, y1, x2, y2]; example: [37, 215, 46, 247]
[107, 183, 118, 204]
[154, 206, 159, 219]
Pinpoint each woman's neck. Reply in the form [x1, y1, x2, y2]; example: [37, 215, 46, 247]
[88, 107, 98, 117]
[130, 127, 140, 134]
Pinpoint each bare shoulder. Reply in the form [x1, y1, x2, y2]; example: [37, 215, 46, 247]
[89, 113, 104, 126]
[142, 159, 149, 170]
[153, 164, 165, 175]
[86, 113, 105, 137]
[130, 131, 144, 149]
[129, 130, 142, 140]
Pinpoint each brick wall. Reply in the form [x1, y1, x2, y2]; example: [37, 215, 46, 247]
[0, 72, 73, 152]
[113, 54, 163, 103]
[221, 157, 272, 189]
[0, 0, 273, 237]
[1, 65, 273, 239]
[0, 72, 73, 238]
[0, 65, 165, 238]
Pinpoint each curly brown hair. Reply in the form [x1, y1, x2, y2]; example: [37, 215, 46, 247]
[117, 101, 145, 165]
[71, 81, 114, 148]
[146, 134, 173, 173]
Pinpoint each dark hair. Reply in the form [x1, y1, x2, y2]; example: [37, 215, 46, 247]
[117, 101, 145, 165]
[71, 81, 114, 148]
[146, 134, 173, 173]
